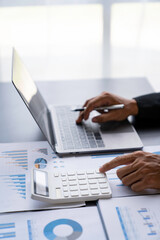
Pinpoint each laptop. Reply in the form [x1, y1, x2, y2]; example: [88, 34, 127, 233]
[12, 49, 143, 155]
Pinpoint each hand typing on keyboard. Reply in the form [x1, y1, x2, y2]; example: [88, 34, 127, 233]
[55, 106, 105, 150]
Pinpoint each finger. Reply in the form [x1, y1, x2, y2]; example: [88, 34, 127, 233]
[83, 100, 98, 120]
[82, 97, 94, 107]
[76, 111, 84, 124]
[120, 169, 142, 186]
[131, 173, 160, 192]
[99, 153, 137, 172]
[83, 95, 108, 120]
[76, 98, 95, 123]
[131, 179, 147, 192]
[116, 164, 139, 179]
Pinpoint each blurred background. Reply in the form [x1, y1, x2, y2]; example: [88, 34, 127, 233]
[0, 0, 160, 91]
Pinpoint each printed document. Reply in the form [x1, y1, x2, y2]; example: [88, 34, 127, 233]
[98, 195, 160, 240]
[0, 206, 106, 240]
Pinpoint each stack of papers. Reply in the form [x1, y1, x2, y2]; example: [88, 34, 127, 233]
[0, 141, 160, 239]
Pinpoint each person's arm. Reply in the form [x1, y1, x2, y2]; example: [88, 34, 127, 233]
[99, 151, 160, 192]
[134, 92, 160, 122]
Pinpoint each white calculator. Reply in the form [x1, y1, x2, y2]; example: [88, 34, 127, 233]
[31, 169, 112, 204]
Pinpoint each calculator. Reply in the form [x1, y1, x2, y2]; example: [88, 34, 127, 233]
[31, 169, 112, 204]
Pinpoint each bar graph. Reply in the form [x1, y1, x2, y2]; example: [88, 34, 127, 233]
[0, 222, 16, 239]
[116, 206, 160, 240]
[138, 208, 157, 236]
[0, 150, 28, 170]
[0, 174, 26, 199]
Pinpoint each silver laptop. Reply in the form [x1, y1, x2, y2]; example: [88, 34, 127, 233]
[12, 49, 143, 155]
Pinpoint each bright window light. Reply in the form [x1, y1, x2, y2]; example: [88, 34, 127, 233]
[0, 4, 103, 81]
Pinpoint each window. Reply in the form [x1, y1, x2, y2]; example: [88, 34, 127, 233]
[0, 1, 160, 91]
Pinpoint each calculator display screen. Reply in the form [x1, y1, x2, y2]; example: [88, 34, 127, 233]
[34, 170, 49, 197]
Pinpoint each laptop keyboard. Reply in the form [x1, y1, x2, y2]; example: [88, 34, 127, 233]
[55, 106, 105, 150]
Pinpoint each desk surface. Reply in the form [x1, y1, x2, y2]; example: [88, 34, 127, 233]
[0, 77, 159, 146]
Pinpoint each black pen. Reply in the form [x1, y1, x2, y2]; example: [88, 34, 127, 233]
[71, 104, 124, 111]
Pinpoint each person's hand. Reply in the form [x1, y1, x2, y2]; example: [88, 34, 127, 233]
[99, 151, 160, 192]
[76, 91, 138, 124]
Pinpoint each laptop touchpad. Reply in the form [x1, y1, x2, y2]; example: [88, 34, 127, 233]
[100, 120, 134, 134]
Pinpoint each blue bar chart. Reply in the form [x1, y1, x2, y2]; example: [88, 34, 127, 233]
[116, 206, 159, 240]
[0, 150, 28, 170]
[0, 223, 16, 239]
[138, 208, 157, 236]
[0, 174, 26, 200]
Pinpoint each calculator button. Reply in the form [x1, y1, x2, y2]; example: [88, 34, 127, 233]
[69, 181, 77, 186]
[95, 173, 106, 179]
[96, 171, 105, 175]
[70, 191, 79, 197]
[68, 176, 76, 181]
[99, 183, 108, 189]
[78, 180, 87, 185]
[80, 185, 88, 190]
[77, 175, 86, 180]
[64, 192, 69, 197]
[67, 171, 75, 176]
[63, 187, 69, 192]
[55, 188, 62, 198]
[101, 189, 110, 194]
[70, 186, 78, 191]
[77, 171, 85, 175]
[90, 184, 98, 190]
[88, 179, 97, 184]
[87, 174, 95, 179]
[81, 190, 89, 196]
[62, 182, 68, 187]
[98, 178, 107, 183]
[86, 170, 94, 174]
[61, 173, 66, 177]
[54, 172, 59, 177]
[62, 177, 67, 181]
[91, 189, 100, 195]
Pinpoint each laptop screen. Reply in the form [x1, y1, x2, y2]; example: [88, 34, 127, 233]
[12, 49, 54, 148]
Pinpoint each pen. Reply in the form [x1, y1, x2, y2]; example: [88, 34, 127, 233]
[71, 104, 124, 111]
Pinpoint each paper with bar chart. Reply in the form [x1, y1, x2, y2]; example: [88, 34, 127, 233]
[0, 141, 85, 213]
[0, 141, 53, 213]
[0, 206, 106, 240]
[98, 195, 160, 240]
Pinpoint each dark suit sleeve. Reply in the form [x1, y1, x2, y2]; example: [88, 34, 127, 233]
[134, 92, 160, 122]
